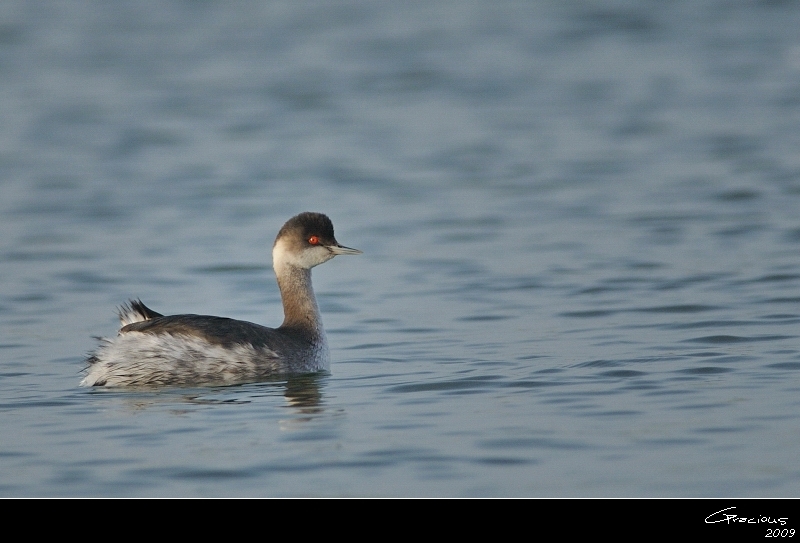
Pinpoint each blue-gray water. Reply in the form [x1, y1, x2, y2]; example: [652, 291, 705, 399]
[2, 0, 800, 497]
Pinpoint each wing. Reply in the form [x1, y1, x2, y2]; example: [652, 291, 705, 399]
[119, 313, 306, 352]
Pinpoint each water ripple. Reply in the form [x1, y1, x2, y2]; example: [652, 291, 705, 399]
[684, 335, 794, 344]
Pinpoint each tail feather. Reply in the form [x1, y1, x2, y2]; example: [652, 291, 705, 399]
[118, 299, 163, 327]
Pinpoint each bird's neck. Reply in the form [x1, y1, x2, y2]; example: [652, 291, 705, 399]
[275, 264, 324, 338]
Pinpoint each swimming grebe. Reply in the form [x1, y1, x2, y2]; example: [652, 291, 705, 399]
[81, 212, 361, 387]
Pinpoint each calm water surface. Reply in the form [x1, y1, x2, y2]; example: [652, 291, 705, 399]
[1, 0, 800, 497]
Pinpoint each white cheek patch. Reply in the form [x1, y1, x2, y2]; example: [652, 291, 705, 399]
[273, 238, 333, 270]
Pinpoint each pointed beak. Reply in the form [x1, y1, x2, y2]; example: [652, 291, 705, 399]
[328, 244, 362, 256]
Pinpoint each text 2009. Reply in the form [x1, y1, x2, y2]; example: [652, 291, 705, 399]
[766, 529, 795, 538]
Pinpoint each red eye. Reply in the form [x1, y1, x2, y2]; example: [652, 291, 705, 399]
[308, 235, 320, 245]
